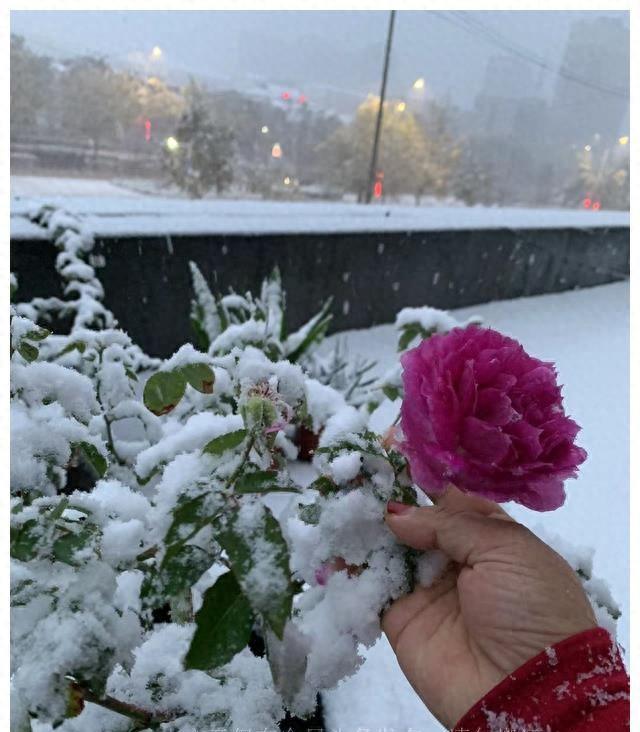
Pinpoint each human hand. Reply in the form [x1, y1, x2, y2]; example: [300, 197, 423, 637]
[382, 486, 597, 729]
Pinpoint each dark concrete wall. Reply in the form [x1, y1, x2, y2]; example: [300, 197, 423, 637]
[11, 226, 629, 358]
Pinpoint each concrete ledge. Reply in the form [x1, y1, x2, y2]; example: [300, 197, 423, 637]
[11, 225, 629, 357]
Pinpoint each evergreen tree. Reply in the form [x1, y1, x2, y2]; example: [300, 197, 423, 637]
[163, 83, 235, 199]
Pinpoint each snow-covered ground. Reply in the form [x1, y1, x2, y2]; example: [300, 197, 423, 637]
[320, 281, 629, 730]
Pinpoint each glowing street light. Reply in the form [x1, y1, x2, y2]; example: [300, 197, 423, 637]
[271, 142, 282, 159]
[584, 144, 592, 152]
[151, 46, 163, 59]
[283, 176, 291, 185]
[396, 101, 407, 112]
[261, 125, 269, 134]
[413, 77, 425, 90]
[619, 135, 629, 145]
[165, 136, 180, 152]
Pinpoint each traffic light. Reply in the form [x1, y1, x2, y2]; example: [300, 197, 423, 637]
[373, 171, 384, 199]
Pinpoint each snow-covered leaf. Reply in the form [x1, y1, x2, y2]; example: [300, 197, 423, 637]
[76, 441, 108, 477]
[179, 362, 215, 394]
[202, 428, 247, 456]
[185, 571, 253, 671]
[143, 370, 187, 416]
[215, 505, 294, 639]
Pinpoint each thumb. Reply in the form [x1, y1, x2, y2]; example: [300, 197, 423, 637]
[385, 501, 525, 566]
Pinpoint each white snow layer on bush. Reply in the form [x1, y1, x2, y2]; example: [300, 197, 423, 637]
[134, 412, 243, 479]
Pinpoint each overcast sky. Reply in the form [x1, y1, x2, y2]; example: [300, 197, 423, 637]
[11, 10, 629, 112]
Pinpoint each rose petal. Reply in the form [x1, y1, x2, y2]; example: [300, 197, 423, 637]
[475, 388, 517, 427]
[460, 417, 511, 464]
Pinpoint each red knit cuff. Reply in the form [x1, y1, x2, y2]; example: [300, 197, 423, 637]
[453, 627, 629, 732]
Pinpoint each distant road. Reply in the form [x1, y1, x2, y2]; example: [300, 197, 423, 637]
[11, 175, 146, 198]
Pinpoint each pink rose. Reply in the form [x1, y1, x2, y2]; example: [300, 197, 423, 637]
[399, 326, 587, 511]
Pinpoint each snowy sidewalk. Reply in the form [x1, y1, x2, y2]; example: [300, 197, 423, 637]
[320, 281, 629, 730]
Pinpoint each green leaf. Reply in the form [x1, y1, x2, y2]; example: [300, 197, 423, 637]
[17, 341, 39, 362]
[190, 316, 211, 352]
[202, 429, 247, 456]
[52, 525, 96, 565]
[165, 493, 207, 546]
[234, 470, 299, 495]
[125, 367, 138, 381]
[160, 543, 212, 597]
[298, 502, 321, 525]
[11, 519, 41, 561]
[50, 498, 70, 521]
[59, 341, 87, 356]
[308, 475, 339, 495]
[382, 384, 401, 401]
[76, 442, 108, 477]
[184, 572, 253, 671]
[26, 327, 51, 341]
[179, 362, 215, 394]
[286, 298, 333, 363]
[136, 464, 163, 486]
[398, 324, 436, 352]
[143, 370, 187, 416]
[214, 506, 294, 638]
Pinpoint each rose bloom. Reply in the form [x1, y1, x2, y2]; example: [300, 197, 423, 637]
[399, 326, 587, 511]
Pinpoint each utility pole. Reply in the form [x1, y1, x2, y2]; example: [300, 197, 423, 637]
[365, 9, 396, 204]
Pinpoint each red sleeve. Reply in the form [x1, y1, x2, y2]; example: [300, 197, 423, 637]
[453, 627, 629, 731]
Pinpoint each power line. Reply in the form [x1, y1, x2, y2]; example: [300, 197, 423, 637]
[431, 11, 629, 101]
[451, 11, 629, 99]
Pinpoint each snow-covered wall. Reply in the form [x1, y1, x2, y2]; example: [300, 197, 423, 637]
[10, 197, 630, 238]
[10, 198, 629, 358]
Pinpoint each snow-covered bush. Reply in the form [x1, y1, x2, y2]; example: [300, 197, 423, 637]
[10, 204, 620, 731]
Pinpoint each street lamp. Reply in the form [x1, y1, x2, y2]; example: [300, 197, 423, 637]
[271, 143, 282, 159]
[584, 145, 592, 152]
[151, 46, 163, 59]
[619, 135, 629, 146]
[413, 77, 425, 90]
[165, 136, 180, 152]
[261, 125, 269, 134]
[396, 101, 407, 112]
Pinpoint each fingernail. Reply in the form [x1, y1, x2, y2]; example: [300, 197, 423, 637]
[386, 500, 414, 516]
